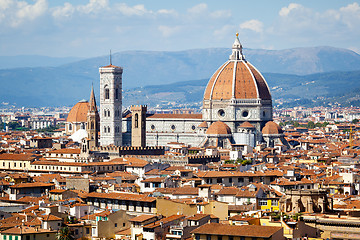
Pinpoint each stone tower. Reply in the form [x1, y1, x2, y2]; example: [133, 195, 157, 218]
[131, 105, 147, 147]
[86, 85, 100, 150]
[99, 63, 123, 146]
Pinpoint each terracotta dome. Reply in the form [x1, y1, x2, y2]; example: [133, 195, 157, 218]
[239, 121, 255, 129]
[66, 100, 89, 123]
[198, 121, 208, 128]
[206, 121, 232, 135]
[204, 35, 271, 101]
[262, 121, 283, 135]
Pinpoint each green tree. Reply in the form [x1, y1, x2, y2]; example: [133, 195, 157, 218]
[352, 119, 359, 124]
[56, 227, 74, 240]
[307, 121, 315, 129]
[293, 121, 300, 127]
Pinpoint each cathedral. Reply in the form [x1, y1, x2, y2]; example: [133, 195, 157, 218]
[66, 34, 288, 150]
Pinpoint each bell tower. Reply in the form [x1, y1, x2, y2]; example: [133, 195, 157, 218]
[99, 55, 123, 146]
[131, 105, 147, 147]
[87, 85, 100, 149]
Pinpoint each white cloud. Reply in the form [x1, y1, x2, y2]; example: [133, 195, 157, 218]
[210, 10, 231, 19]
[157, 9, 177, 15]
[116, 3, 152, 16]
[0, 0, 48, 27]
[77, 0, 109, 14]
[339, 2, 360, 29]
[158, 25, 181, 37]
[239, 19, 263, 33]
[52, 2, 74, 20]
[187, 3, 207, 15]
[279, 3, 303, 17]
[213, 25, 235, 38]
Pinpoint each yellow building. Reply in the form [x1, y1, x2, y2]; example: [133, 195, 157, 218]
[259, 199, 280, 212]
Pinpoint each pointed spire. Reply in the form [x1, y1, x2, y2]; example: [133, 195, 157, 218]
[110, 49, 112, 65]
[89, 84, 97, 112]
[229, 33, 245, 61]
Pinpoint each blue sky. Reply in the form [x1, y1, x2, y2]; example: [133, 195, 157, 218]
[1, 0, 360, 57]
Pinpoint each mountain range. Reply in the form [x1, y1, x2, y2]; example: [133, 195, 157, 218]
[0, 46, 360, 107]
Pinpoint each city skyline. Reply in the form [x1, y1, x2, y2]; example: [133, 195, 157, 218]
[1, 0, 360, 57]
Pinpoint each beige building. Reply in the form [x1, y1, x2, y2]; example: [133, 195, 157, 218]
[0, 226, 57, 240]
[191, 223, 284, 240]
[0, 153, 37, 172]
[156, 198, 228, 220]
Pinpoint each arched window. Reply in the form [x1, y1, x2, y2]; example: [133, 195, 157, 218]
[69, 123, 72, 131]
[135, 113, 139, 128]
[107, 127, 110, 133]
[91, 121, 94, 130]
[107, 110, 110, 117]
[105, 88, 110, 99]
[115, 88, 119, 99]
[104, 126, 107, 133]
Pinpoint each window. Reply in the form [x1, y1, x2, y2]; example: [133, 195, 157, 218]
[217, 178, 222, 184]
[69, 123, 72, 131]
[135, 113, 139, 128]
[123, 223, 126, 227]
[105, 88, 110, 99]
[115, 88, 119, 99]
[218, 109, 225, 117]
[217, 236, 222, 240]
[145, 183, 150, 188]
[171, 125, 176, 131]
[271, 200, 278, 206]
[195, 235, 200, 240]
[86, 228, 90, 234]
[229, 237, 233, 240]
[242, 110, 249, 117]
[238, 177, 244, 183]
[115, 223, 117, 227]
[46, 234, 49, 238]
[249, 177, 253, 182]
[259, 199, 268, 206]
[3, 235, 5, 240]
[229, 178, 232, 183]
[75, 229, 78, 235]
[206, 235, 211, 240]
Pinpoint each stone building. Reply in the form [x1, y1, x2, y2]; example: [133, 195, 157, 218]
[279, 189, 332, 213]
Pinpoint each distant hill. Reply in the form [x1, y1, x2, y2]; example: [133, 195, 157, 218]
[0, 46, 360, 107]
[0, 55, 82, 69]
[123, 71, 360, 108]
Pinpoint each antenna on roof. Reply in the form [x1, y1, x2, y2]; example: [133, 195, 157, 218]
[110, 50, 112, 65]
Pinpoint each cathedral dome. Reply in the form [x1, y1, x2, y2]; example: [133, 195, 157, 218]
[198, 121, 208, 128]
[67, 100, 89, 123]
[206, 121, 232, 135]
[204, 35, 271, 101]
[239, 121, 256, 129]
[262, 121, 283, 135]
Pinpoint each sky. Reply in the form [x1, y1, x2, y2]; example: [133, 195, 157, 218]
[0, 0, 360, 57]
